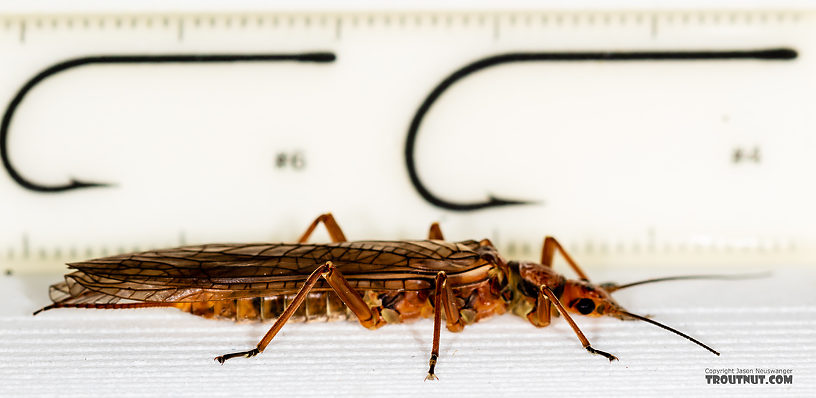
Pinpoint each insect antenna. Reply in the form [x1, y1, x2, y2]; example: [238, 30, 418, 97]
[603, 272, 769, 292]
[619, 310, 720, 356]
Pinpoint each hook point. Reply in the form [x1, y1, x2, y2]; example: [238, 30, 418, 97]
[69, 178, 115, 190]
[486, 194, 540, 208]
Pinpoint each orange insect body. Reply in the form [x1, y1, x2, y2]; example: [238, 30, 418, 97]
[48, 239, 505, 323]
[37, 213, 720, 380]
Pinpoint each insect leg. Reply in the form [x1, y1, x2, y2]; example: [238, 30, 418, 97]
[320, 264, 385, 330]
[216, 261, 386, 363]
[540, 286, 618, 361]
[440, 277, 464, 333]
[426, 272, 445, 381]
[526, 288, 552, 327]
[428, 222, 444, 240]
[215, 262, 336, 363]
[297, 213, 347, 243]
[425, 271, 463, 381]
[541, 236, 590, 281]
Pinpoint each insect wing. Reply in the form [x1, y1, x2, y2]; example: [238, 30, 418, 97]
[56, 240, 490, 304]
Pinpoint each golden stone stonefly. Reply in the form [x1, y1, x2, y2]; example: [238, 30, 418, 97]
[36, 213, 723, 380]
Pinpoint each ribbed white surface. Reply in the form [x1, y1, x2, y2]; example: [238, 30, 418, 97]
[1, 267, 814, 397]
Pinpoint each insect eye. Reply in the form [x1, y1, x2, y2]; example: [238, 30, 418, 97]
[576, 298, 595, 315]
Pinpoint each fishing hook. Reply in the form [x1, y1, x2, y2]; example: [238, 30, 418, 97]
[405, 48, 796, 211]
[1, 52, 335, 193]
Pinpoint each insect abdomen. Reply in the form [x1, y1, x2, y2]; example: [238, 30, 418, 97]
[175, 291, 352, 323]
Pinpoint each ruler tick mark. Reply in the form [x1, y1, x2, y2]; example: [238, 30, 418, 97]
[335, 17, 342, 39]
[177, 19, 184, 41]
[19, 20, 25, 43]
[493, 16, 499, 40]
[651, 15, 658, 38]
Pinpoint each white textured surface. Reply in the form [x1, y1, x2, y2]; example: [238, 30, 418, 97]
[1, 265, 814, 397]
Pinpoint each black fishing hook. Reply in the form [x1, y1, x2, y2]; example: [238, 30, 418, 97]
[0, 52, 335, 193]
[405, 48, 797, 211]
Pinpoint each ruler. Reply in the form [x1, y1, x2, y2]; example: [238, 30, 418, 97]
[0, 9, 813, 272]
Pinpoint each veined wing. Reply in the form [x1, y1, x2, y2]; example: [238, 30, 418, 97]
[56, 240, 495, 303]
